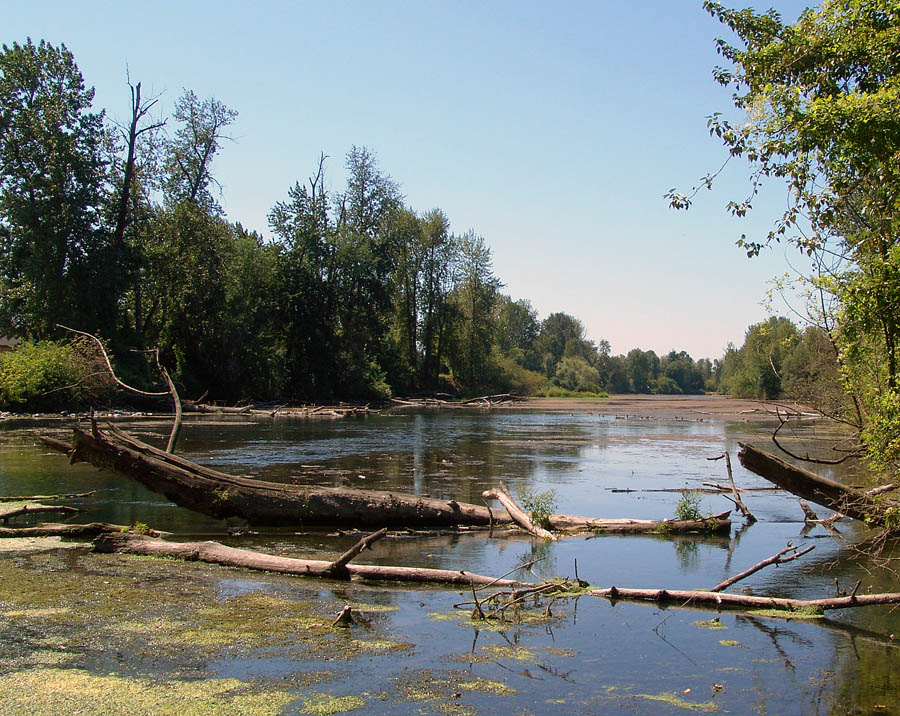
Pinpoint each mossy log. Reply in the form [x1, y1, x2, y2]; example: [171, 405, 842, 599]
[40, 425, 731, 534]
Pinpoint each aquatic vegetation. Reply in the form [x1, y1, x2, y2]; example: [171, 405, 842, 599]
[694, 617, 728, 630]
[479, 644, 536, 662]
[0, 668, 296, 716]
[298, 692, 365, 715]
[634, 690, 719, 712]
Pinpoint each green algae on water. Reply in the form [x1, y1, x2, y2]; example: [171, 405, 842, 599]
[694, 617, 727, 630]
[635, 691, 719, 712]
[298, 692, 365, 715]
[0, 667, 296, 716]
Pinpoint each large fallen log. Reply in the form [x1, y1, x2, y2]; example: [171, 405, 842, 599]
[40, 426, 731, 534]
[95, 531, 529, 587]
[737, 442, 894, 525]
[100, 531, 900, 616]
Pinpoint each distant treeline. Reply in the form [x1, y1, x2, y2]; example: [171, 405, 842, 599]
[0, 40, 836, 410]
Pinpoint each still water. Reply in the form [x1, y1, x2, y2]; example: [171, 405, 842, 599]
[1, 409, 898, 715]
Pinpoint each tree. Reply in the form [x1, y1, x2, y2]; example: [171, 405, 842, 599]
[164, 90, 236, 210]
[418, 209, 456, 386]
[625, 348, 658, 393]
[496, 296, 540, 365]
[448, 231, 501, 388]
[672, 1, 900, 472]
[534, 313, 584, 378]
[269, 155, 338, 398]
[0, 39, 110, 337]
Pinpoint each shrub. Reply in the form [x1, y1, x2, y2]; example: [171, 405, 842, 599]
[0, 339, 112, 412]
[674, 491, 704, 521]
[517, 486, 558, 529]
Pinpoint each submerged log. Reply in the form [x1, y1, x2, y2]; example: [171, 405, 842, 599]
[95, 532, 529, 587]
[737, 442, 893, 525]
[40, 426, 732, 534]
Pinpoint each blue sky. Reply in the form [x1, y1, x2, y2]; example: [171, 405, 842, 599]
[3, 0, 815, 359]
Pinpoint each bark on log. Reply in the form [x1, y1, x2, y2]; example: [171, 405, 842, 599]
[94, 532, 530, 587]
[738, 442, 891, 525]
[44, 428, 508, 529]
[590, 585, 900, 612]
[41, 427, 733, 535]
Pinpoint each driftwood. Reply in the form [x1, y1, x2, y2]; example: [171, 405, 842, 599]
[588, 585, 900, 613]
[482, 483, 556, 541]
[737, 442, 894, 525]
[389, 394, 524, 410]
[94, 532, 530, 587]
[41, 425, 732, 535]
[0, 491, 94, 502]
[708, 452, 756, 523]
[0, 522, 170, 538]
[0, 503, 78, 522]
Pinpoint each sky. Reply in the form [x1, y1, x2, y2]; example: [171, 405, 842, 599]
[3, 0, 817, 359]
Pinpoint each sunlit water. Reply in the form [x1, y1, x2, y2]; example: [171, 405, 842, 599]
[2, 409, 898, 714]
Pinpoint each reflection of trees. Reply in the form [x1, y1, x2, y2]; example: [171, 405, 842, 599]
[515, 540, 556, 581]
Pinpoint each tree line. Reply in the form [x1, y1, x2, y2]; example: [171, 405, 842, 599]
[0, 38, 739, 407]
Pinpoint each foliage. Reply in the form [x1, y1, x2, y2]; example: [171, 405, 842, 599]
[0, 39, 111, 338]
[673, 0, 900, 474]
[552, 355, 602, 393]
[517, 487, 558, 530]
[674, 491, 704, 522]
[0, 339, 111, 411]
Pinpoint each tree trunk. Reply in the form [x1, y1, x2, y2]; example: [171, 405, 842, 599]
[737, 442, 892, 525]
[40, 426, 731, 535]
[94, 532, 529, 587]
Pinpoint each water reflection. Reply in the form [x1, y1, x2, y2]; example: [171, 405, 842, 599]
[2, 410, 899, 712]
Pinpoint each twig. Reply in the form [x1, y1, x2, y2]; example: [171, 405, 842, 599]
[711, 542, 815, 592]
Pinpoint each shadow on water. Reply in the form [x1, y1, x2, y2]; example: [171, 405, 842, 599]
[1, 409, 899, 714]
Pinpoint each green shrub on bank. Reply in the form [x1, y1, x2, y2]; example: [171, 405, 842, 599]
[0, 340, 111, 412]
[535, 385, 608, 398]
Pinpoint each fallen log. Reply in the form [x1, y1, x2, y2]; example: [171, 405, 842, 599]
[41, 426, 732, 535]
[737, 442, 893, 525]
[0, 522, 170, 538]
[0, 491, 94, 502]
[0, 503, 79, 522]
[589, 585, 900, 613]
[94, 532, 530, 587]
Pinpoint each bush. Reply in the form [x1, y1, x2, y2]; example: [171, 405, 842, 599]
[490, 352, 547, 395]
[0, 339, 112, 412]
[674, 491, 704, 521]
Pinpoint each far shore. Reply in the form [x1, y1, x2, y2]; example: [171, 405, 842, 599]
[0, 394, 810, 429]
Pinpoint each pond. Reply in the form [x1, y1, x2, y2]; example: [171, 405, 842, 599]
[1, 404, 898, 715]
